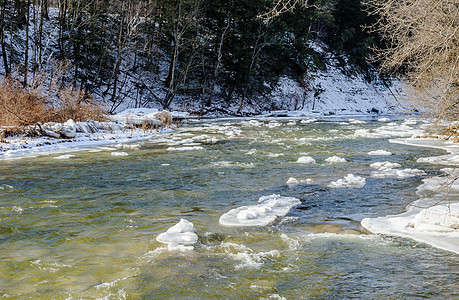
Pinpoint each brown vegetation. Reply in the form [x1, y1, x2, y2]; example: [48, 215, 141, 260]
[367, 0, 459, 121]
[0, 76, 106, 127]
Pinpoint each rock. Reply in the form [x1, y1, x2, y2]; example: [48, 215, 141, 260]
[43, 129, 60, 138]
[59, 126, 77, 138]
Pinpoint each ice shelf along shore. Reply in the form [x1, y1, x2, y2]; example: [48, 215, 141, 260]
[361, 138, 459, 254]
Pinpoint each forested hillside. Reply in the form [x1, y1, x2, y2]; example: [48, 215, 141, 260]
[0, 0, 384, 115]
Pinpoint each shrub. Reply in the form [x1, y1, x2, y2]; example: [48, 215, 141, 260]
[0, 76, 106, 127]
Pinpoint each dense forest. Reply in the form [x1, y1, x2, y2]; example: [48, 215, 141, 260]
[0, 0, 383, 114]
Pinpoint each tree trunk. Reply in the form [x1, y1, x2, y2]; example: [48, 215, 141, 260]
[23, 0, 30, 86]
[110, 2, 126, 106]
[0, 0, 9, 75]
[41, 0, 48, 20]
[206, 19, 230, 107]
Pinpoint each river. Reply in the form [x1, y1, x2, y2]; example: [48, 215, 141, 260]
[0, 118, 457, 298]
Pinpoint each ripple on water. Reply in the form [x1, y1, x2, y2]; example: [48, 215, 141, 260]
[0, 119, 457, 298]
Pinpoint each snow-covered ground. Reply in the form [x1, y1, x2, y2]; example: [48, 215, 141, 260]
[361, 138, 459, 254]
[0, 108, 177, 160]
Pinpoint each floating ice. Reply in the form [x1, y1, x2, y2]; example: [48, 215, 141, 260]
[219, 194, 301, 227]
[370, 161, 401, 169]
[296, 156, 316, 164]
[300, 119, 317, 124]
[354, 123, 424, 139]
[324, 156, 347, 163]
[111, 152, 129, 156]
[115, 143, 140, 150]
[53, 154, 75, 159]
[192, 135, 218, 144]
[0, 184, 14, 190]
[348, 119, 366, 124]
[378, 117, 390, 122]
[167, 146, 204, 151]
[286, 177, 299, 185]
[370, 161, 425, 178]
[156, 219, 198, 251]
[368, 150, 392, 156]
[328, 174, 366, 188]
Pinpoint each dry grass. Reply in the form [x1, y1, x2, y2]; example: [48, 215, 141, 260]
[0, 77, 48, 126]
[0, 76, 106, 127]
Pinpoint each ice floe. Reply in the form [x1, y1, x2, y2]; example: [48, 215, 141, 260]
[219, 194, 301, 227]
[167, 146, 204, 151]
[0, 184, 13, 190]
[111, 152, 129, 156]
[296, 156, 316, 164]
[370, 161, 425, 178]
[156, 219, 198, 251]
[328, 174, 366, 188]
[354, 123, 424, 139]
[324, 156, 347, 163]
[53, 154, 75, 159]
[286, 177, 299, 185]
[367, 150, 392, 156]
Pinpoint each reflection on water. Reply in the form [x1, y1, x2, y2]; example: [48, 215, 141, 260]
[0, 119, 457, 299]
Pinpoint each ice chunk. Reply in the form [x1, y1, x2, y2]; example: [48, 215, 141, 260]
[368, 150, 392, 156]
[370, 161, 425, 178]
[156, 219, 198, 251]
[296, 156, 316, 164]
[0, 184, 13, 190]
[219, 194, 301, 227]
[328, 174, 366, 188]
[324, 156, 347, 163]
[286, 177, 299, 185]
[111, 152, 128, 156]
[370, 161, 400, 170]
[115, 143, 140, 150]
[167, 146, 204, 151]
[53, 154, 75, 159]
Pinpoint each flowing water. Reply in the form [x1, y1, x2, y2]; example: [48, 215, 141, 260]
[0, 118, 457, 299]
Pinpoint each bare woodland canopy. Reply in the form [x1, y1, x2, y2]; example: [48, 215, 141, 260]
[0, 0, 457, 119]
[368, 0, 459, 121]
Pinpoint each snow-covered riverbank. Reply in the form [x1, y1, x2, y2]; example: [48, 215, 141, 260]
[0, 108, 187, 160]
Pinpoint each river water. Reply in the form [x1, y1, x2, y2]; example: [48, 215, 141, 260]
[0, 118, 457, 299]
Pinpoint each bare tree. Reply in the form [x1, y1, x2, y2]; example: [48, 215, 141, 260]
[367, 0, 459, 121]
[258, 0, 307, 22]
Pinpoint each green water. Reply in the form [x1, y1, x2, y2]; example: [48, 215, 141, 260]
[0, 119, 457, 299]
